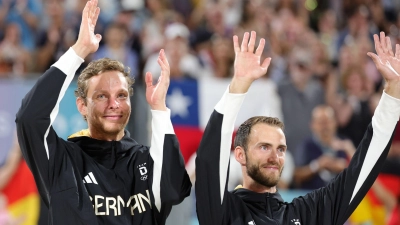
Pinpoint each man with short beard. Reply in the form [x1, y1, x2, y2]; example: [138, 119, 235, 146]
[195, 30, 400, 225]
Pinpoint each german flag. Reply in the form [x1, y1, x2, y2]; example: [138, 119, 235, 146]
[3, 160, 39, 225]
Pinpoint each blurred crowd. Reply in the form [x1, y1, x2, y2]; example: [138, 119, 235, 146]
[1, 0, 400, 224]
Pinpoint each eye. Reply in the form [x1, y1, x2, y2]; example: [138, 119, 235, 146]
[260, 145, 268, 150]
[278, 147, 286, 153]
[118, 93, 128, 99]
[97, 94, 105, 99]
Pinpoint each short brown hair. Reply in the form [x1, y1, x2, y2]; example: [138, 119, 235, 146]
[74, 58, 135, 102]
[234, 116, 284, 151]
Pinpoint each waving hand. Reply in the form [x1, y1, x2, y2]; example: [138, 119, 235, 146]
[230, 31, 271, 93]
[368, 32, 400, 99]
[71, 0, 102, 59]
[145, 50, 170, 111]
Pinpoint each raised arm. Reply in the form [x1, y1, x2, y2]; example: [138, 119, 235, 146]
[145, 49, 191, 215]
[292, 32, 400, 225]
[195, 31, 271, 224]
[15, 0, 101, 204]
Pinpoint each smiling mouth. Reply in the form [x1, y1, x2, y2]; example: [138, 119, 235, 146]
[104, 115, 123, 120]
[264, 166, 279, 171]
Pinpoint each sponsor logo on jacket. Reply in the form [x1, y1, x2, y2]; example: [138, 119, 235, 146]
[89, 190, 151, 216]
[290, 219, 301, 225]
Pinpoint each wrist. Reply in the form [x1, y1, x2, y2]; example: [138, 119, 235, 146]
[229, 78, 252, 94]
[150, 104, 167, 111]
[384, 81, 400, 99]
[71, 43, 91, 59]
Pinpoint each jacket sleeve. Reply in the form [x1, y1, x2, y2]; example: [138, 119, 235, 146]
[195, 87, 246, 225]
[149, 109, 191, 214]
[292, 91, 400, 225]
[15, 48, 83, 205]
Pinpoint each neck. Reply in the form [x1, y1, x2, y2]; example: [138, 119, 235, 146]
[88, 128, 125, 141]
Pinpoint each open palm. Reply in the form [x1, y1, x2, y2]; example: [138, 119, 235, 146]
[145, 49, 170, 111]
[233, 31, 271, 81]
[76, 0, 102, 54]
[368, 32, 400, 83]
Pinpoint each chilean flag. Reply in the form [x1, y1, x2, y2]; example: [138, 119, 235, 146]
[166, 77, 283, 163]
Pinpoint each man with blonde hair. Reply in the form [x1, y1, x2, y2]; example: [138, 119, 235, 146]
[16, 1, 191, 224]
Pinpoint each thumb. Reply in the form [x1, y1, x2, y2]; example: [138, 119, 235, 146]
[367, 52, 381, 67]
[95, 34, 102, 43]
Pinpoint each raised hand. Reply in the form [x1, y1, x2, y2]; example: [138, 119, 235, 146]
[368, 32, 400, 99]
[230, 31, 271, 93]
[145, 49, 170, 111]
[72, 0, 102, 59]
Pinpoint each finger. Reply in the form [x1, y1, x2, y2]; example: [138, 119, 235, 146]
[145, 72, 153, 87]
[396, 44, 400, 59]
[95, 34, 102, 43]
[159, 49, 170, 70]
[255, 38, 265, 56]
[380, 31, 388, 53]
[88, 0, 95, 18]
[233, 35, 240, 53]
[83, 1, 90, 20]
[367, 52, 382, 67]
[241, 32, 249, 52]
[91, 0, 98, 16]
[373, 34, 383, 55]
[157, 55, 166, 72]
[248, 31, 256, 53]
[260, 57, 271, 70]
[92, 7, 100, 26]
[387, 36, 394, 56]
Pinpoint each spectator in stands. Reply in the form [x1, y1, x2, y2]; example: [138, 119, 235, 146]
[277, 46, 325, 158]
[197, 35, 235, 78]
[35, 0, 75, 73]
[0, 22, 30, 76]
[0, 0, 41, 51]
[326, 66, 374, 146]
[143, 22, 202, 81]
[140, 0, 181, 59]
[92, 22, 140, 78]
[293, 105, 355, 190]
[317, 9, 339, 64]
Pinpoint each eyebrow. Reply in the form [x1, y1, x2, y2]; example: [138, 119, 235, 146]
[258, 142, 287, 149]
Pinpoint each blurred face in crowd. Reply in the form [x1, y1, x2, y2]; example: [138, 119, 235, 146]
[311, 106, 337, 144]
[105, 25, 128, 48]
[345, 71, 364, 95]
[244, 123, 286, 188]
[4, 23, 20, 44]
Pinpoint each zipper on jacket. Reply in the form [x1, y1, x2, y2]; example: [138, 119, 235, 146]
[265, 193, 274, 219]
[111, 141, 117, 169]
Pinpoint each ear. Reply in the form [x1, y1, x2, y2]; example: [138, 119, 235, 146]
[234, 146, 246, 166]
[76, 97, 87, 118]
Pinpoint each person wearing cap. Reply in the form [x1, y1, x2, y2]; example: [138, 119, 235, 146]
[277, 46, 325, 163]
[143, 22, 203, 82]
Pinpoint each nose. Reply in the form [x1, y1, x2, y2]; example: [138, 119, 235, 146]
[108, 97, 120, 109]
[268, 148, 279, 160]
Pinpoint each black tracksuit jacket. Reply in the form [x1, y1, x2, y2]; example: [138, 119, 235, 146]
[15, 48, 191, 225]
[195, 88, 400, 225]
